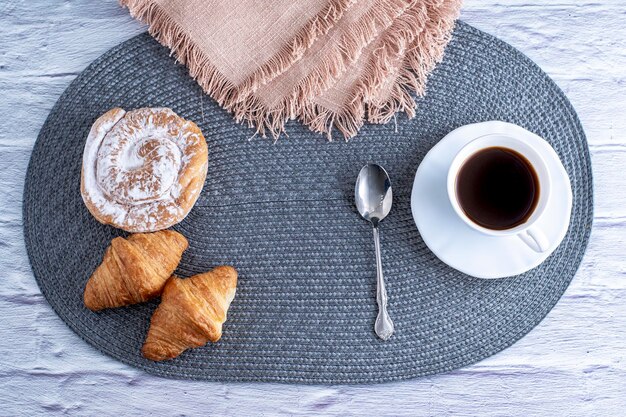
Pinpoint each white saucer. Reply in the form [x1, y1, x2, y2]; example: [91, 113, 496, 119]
[411, 121, 573, 279]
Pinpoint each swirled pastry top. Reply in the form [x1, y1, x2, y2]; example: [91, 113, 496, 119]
[81, 107, 208, 232]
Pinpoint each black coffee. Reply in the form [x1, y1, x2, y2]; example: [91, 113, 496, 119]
[456, 146, 539, 230]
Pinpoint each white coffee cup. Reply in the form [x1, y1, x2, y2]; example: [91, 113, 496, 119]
[446, 133, 552, 253]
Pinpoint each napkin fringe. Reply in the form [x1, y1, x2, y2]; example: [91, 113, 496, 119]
[300, 0, 435, 140]
[228, 0, 416, 139]
[368, 0, 461, 124]
[120, 0, 355, 118]
[305, 0, 461, 139]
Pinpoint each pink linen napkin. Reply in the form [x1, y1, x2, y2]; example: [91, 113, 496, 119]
[121, 0, 461, 140]
[121, 0, 356, 105]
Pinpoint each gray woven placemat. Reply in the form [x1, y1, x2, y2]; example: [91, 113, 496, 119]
[23, 22, 593, 384]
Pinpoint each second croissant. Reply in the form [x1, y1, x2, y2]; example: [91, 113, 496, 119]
[84, 230, 188, 311]
[142, 266, 238, 361]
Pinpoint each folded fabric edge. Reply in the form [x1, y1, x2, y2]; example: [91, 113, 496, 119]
[119, 0, 355, 118]
[228, 0, 417, 139]
[299, 0, 434, 140]
[299, 0, 462, 141]
[367, 0, 462, 125]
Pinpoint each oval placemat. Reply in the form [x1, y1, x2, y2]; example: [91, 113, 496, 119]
[23, 22, 593, 384]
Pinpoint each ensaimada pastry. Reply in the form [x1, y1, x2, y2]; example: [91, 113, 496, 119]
[81, 107, 208, 233]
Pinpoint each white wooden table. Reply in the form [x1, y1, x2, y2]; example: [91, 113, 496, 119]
[1, 1, 625, 415]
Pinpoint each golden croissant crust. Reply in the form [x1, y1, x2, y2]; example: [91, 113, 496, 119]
[84, 230, 188, 311]
[142, 266, 238, 361]
[81, 107, 208, 233]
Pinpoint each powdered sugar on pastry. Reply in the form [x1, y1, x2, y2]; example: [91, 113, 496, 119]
[81, 107, 208, 232]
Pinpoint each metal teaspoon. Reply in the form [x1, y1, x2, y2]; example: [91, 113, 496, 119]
[355, 163, 394, 340]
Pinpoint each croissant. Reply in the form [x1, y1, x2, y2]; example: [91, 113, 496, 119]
[84, 230, 188, 311]
[142, 266, 238, 361]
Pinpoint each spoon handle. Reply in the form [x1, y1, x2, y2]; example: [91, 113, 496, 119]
[372, 225, 394, 340]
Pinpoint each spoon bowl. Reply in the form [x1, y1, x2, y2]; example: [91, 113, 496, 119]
[355, 164, 393, 225]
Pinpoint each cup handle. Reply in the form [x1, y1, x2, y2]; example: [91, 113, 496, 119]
[518, 226, 549, 253]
